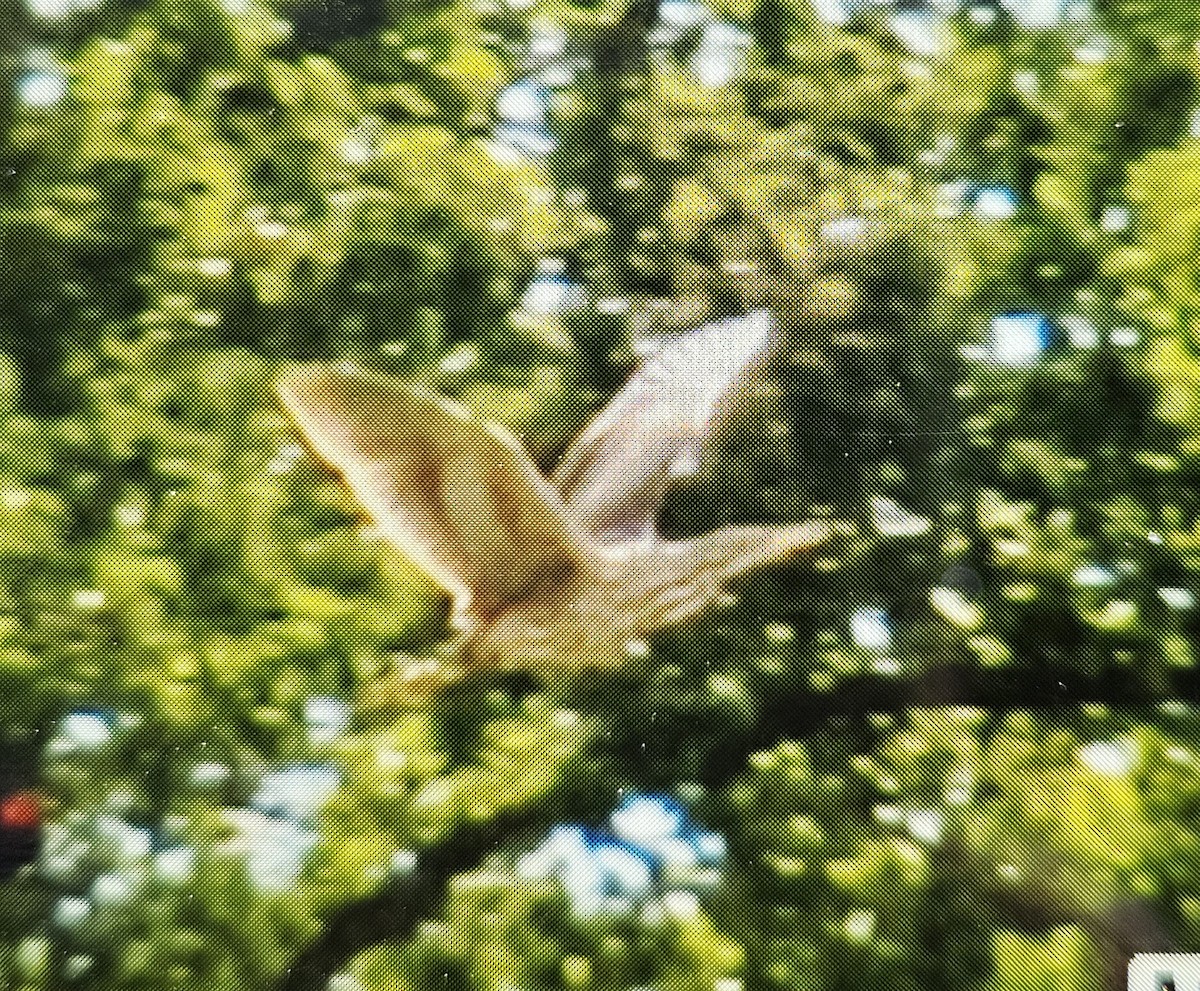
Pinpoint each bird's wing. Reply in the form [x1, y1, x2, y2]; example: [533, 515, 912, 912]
[552, 309, 775, 543]
[278, 367, 584, 622]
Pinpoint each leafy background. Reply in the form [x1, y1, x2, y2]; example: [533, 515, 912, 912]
[4, 0, 1200, 988]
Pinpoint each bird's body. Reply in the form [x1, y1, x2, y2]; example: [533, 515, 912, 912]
[277, 310, 830, 691]
[466, 521, 827, 671]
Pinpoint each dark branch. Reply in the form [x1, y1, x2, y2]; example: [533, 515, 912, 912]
[273, 758, 618, 991]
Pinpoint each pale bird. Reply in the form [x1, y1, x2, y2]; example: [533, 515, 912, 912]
[277, 310, 831, 691]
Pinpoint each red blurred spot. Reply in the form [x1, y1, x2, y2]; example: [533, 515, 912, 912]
[0, 790, 41, 830]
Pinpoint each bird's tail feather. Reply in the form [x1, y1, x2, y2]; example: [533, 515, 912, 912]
[604, 521, 833, 635]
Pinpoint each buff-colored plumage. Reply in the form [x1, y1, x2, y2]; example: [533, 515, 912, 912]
[277, 311, 830, 690]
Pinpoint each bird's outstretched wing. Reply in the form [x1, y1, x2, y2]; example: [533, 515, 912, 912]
[552, 310, 775, 543]
[277, 367, 584, 623]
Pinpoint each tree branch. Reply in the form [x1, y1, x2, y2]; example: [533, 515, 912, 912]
[272, 661, 1171, 990]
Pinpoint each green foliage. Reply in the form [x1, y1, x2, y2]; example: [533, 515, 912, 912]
[982, 926, 1102, 991]
[720, 709, 1200, 991]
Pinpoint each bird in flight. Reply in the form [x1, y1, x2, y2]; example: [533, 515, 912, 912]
[277, 310, 831, 692]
